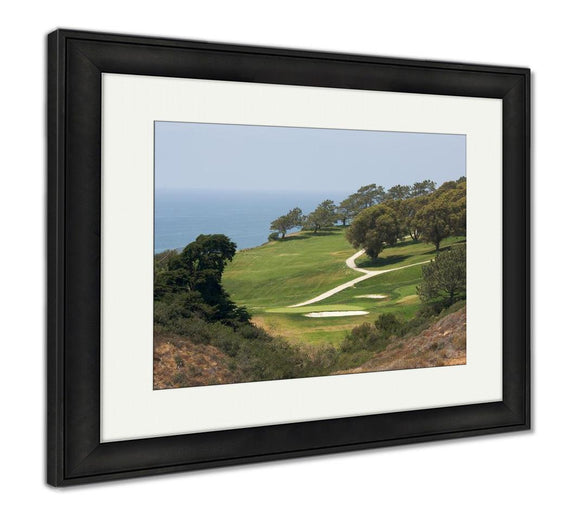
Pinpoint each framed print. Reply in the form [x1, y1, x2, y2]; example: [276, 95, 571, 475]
[47, 29, 530, 486]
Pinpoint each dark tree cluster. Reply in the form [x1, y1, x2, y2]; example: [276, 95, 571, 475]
[270, 207, 303, 239]
[346, 178, 466, 259]
[268, 181, 440, 240]
[302, 200, 338, 233]
[337, 184, 387, 226]
[345, 204, 401, 259]
[417, 244, 466, 306]
[268, 178, 465, 261]
[154, 234, 249, 324]
[270, 200, 339, 238]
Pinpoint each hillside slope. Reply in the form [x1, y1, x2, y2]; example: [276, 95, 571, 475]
[337, 306, 466, 374]
[154, 334, 236, 389]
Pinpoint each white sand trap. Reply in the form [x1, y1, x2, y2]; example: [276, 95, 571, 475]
[355, 294, 387, 299]
[304, 311, 370, 318]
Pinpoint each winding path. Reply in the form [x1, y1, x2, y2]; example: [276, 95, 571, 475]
[287, 250, 429, 308]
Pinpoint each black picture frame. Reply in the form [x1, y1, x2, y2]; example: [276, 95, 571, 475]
[47, 29, 530, 486]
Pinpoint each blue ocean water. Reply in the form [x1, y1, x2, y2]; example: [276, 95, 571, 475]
[155, 189, 347, 253]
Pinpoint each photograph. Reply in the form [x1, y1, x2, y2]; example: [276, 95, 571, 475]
[153, 121, 467, 389]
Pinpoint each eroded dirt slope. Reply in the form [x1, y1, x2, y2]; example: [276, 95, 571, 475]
[154, 334, 236, 389]
[338, 306, 466, 374]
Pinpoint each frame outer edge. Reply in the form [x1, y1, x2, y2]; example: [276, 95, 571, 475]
[58, 420, 528, 486]
[46, 29, 65, 487]
[501, 72, 530, 428]
[524, 69, 531, 430]
[46, 29, 532, 485]
[50, 28, 531, 76]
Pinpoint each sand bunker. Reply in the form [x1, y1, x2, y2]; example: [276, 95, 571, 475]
[355, 294, 387, 299]
[304, 311, 370, 318]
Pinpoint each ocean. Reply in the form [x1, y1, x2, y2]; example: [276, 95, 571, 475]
[155, 189, 347, 253]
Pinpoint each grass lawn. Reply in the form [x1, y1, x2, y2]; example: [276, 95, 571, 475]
[223, 228, 465, 346]
[223, 227, 358, 308]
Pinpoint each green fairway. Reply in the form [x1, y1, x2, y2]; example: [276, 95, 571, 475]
[222, 228, 358, 308]
[222, 228, 465, 346]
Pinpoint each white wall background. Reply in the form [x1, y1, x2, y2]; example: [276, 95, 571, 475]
[0, 1, 576, 507]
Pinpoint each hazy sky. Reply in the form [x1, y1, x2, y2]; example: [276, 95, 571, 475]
[155, 121, 465, 193]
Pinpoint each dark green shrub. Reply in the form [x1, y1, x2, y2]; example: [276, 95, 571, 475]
[374, 313, 403, 336]
[341, 323, 387, 353]
[415, 302, 444, 320]
[417, 244, 466, 305]
[234, 338, 308, 382]
[302, 344, 339, 376]
[334, 351, 374, 371]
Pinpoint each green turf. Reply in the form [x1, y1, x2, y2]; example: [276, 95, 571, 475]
[222, 229, 465, 346]
[356, 237, 465, 269]
[223, 227, 358, 308]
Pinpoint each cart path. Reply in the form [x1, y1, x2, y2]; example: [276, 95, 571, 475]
[287, 250, 430, 308]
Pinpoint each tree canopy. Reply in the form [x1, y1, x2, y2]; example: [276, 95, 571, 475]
[303, 200, 338, 233]
[267, 178, 465, 254]
[154, 234, 248, 323]
[410, 179, 437, 197]
[181, 234, 236, 274]
[354, 184, 387, 210]
[337, 195, 359, 226]
[417, 244, 466, 305]
[386, 184, 411, 200]
[390, 195, 429, 241]
[345, 203, 401, 259]
[335, 184, 387, 223]
[413, 180, 466, 251]
[270, 207, 303, 239]
[384, 180, 435, 201]
[345, 177, 466, 256]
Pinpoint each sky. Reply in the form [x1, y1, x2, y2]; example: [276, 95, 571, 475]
[155, 121, 466, 193]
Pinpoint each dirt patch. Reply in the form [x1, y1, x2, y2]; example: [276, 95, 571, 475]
[397, 294, 420, 304]
[154, 334, 236, 389]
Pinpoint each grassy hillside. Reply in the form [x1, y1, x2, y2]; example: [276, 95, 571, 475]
[222, 228, 356, 307]
[223, 227, 464, 346]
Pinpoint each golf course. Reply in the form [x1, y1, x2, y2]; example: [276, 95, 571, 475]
[154, 177, 467, 388]
[223, 227, 465, 346]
